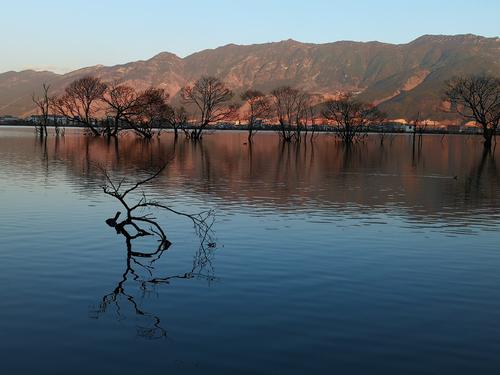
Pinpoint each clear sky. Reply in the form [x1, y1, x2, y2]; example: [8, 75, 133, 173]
[1, 0, 498, 74]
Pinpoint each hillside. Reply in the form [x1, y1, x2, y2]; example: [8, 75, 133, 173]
[1, 34, 498, 121]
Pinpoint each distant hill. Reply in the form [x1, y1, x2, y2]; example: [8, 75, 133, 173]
[1, 34, 498, 122]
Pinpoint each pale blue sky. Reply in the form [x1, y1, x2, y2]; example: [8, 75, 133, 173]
[0, 0, 498, 73]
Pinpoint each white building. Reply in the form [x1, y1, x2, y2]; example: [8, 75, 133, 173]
[27, 115, 72, 125]
[403, 125, 415, 133]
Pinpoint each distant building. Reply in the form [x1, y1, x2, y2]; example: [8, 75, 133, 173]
[26, 115, 73, 125]
[403, 125, 415, 133]
[0, 115, 22, 124]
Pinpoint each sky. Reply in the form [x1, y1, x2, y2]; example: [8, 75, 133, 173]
[0, 0, 499, 74]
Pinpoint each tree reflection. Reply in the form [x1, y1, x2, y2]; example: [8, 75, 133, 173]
[90, 163, 216, 339]
[465, 148, 499, 199]
[90, 229, 216, 339]
[21, 131, 500, 225]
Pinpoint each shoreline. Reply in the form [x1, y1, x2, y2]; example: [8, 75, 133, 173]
[0, 122, 484, 136]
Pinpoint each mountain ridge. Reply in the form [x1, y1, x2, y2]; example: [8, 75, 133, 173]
[1, 34, 498, 121]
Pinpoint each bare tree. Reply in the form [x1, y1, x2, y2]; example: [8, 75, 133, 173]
[302, 96, 316, 140]
[270, 86, 309, 142]
[164, 105, 188, 139]
[307, 101, 320, 141]
[410, 111, 427, 147]
[129, 88, 170, 139]
[181, 76, 236, 140]
[412, 112, 427, 134]
[322, 93, 385, 145]
[271, 86, 297, 142]
[93, 163, 216, 339]
[101, 82, 140, 137]
[444, 75, 500, 149]
[240, 89, 271, 141]
[32, 83, 51, 137]
[52, 76, 107, 136]
[295, 91, 312, 141]
[100, 162, 214, 245]
[102, 84, 176, 139]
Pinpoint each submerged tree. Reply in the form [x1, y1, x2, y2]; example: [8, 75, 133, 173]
[240, 89, 271, 142]
[444, 75, 500, 149]
[322, 93, 385, 145]
[101, 82, 141, 137]
[164, 105, 188, 139]
[102, 84, 176, 139]
[410, 111, 427, 149]
[99, 162, 214, 255]
[413, 112, 428, 136]
[52, 76, 107, 136]
[270, 86, 309, 142]
[306, 100, 320, 141]
[294, 91, 312, 141]
[181, 76, 236, 140]
[129, 88, 171, 139]
[32, 83, 51, 137]
[93, 163, 216, 338]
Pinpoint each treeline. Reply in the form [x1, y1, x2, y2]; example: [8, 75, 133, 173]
[32, 74, 499, 148]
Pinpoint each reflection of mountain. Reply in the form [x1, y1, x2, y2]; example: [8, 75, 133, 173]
[1, 130, 499, 226]
[1, 34, 499, 121]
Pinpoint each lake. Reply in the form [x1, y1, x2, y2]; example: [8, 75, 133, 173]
[1, 128, 499, 374]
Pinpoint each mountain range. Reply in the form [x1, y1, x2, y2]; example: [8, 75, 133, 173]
[1, 34, 498, 122]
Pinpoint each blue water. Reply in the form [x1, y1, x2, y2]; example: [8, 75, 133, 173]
[1, 128, 499, 374]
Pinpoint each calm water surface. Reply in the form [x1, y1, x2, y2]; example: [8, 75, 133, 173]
[1, 128, 499, 374]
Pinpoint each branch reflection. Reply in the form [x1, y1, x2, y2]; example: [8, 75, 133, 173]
[90, 164, 216, 339]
